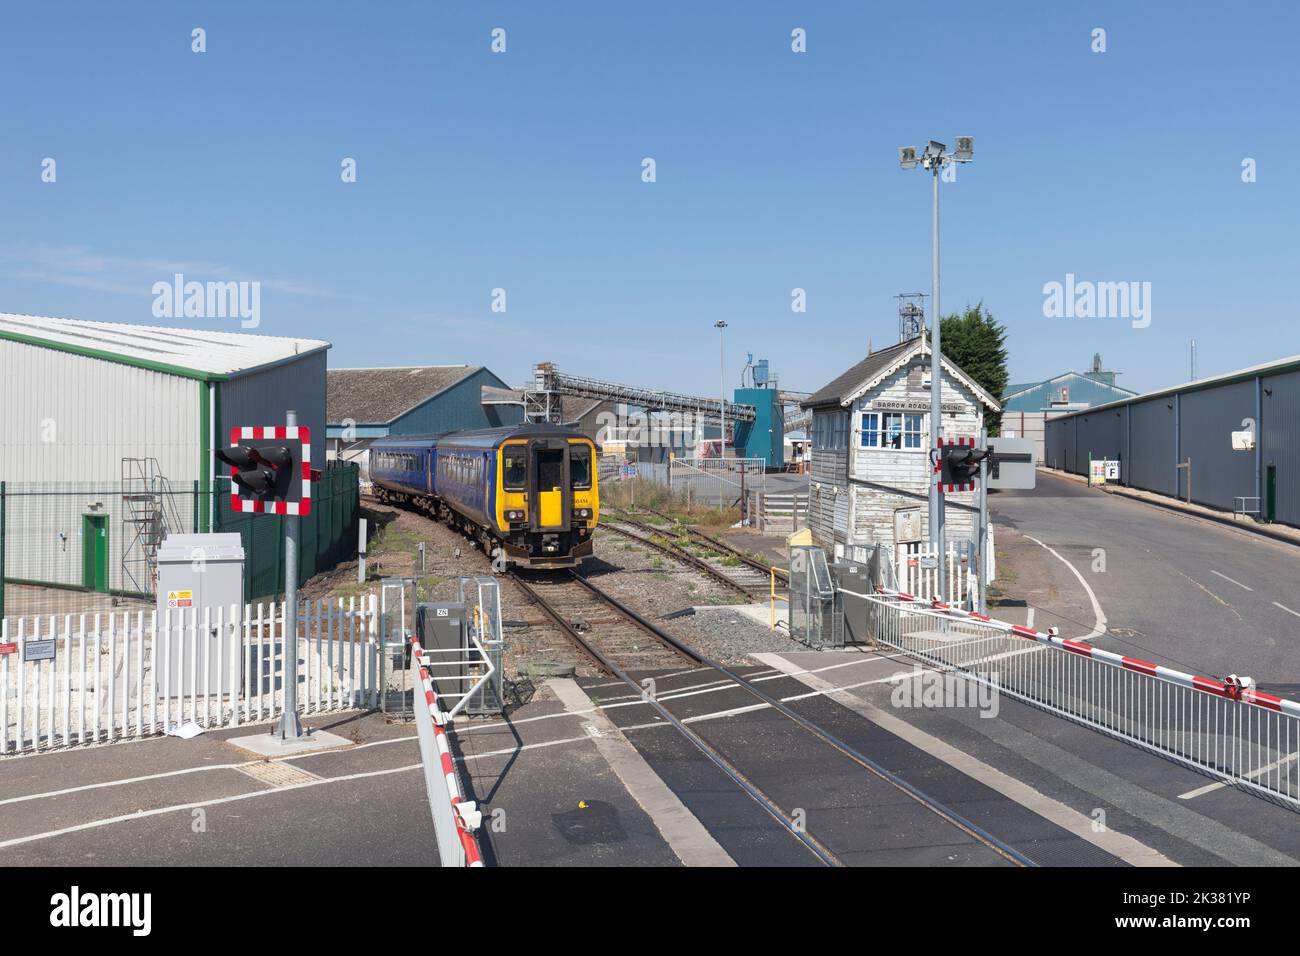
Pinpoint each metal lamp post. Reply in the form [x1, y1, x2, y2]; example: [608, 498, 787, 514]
[899, 137, 973, 598]
[274, 409, 304, 740]
[715, 319, 728, 507]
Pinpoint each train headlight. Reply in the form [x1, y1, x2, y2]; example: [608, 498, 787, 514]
[574, 508, 592, 519]
[505, 509, 525, 521]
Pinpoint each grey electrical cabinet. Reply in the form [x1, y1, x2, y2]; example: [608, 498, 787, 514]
[831, 560, 873, 645]
[416, 602, 467, 706]
[155, 533, 245, 697]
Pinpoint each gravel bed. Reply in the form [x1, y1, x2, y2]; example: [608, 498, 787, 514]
[589, 528, 808, 666]
[676, 606, 809, 665]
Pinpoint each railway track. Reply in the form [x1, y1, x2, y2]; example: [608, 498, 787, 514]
[509, 570, 696, 673]
[602, 510, 783, 598]
[370, 493, 1036, 867]
[511, 566, 1037, 869]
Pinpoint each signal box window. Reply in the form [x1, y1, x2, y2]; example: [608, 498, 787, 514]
[861, 412, 922, 449]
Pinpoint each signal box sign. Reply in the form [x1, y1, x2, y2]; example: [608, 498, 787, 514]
[227, 425, 312, 516]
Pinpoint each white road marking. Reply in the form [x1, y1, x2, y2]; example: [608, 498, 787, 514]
[0, 655, 889, 808]
[1273, 601, 1300, 618]
[1026, 606, 1035, 630]
[755, 653, 1179, 867]
[1210, 570, 1253, 591]
[1023, 535, 1108, 640]
[0, 732, 600, 852]
[1178, 750, 1300, 800]
[550, 678, 734, 867]
[0, 763, 254, 807]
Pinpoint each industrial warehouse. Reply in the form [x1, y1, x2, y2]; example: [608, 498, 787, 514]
[0, 312, 356, 617]
[1044, 352, 1300, 527]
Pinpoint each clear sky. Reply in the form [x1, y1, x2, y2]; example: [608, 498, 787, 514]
[2, 1, 1297, 397]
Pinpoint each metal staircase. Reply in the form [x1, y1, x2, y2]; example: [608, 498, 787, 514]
[121, 458, 184, 597]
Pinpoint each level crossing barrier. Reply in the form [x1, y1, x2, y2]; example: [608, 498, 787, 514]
[854, 585, 1300, 810]
[411, 640, 483, 867]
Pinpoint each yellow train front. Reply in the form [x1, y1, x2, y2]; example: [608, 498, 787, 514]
[429, 424, 599, 569]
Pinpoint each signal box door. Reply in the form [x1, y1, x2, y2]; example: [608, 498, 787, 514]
[82, 514, 109, 592]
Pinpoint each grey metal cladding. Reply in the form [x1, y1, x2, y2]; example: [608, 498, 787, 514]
[1261, 369, 1300, 526]
[1126, 398, 1177, 496]
[1177, 379, 1256, 511]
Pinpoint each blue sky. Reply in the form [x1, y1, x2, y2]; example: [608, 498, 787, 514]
[2, 1, 1297, 397]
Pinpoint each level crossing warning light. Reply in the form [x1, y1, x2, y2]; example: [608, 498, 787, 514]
[216, 425, 313, 515]
[935, 436, 980, 492]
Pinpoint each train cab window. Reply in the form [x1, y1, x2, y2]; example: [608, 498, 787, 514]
[538, 449, 564, 491]
[503, 449, 527, 491]
[570, 445, 591, 490]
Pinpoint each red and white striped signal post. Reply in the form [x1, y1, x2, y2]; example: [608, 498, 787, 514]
[216, 411, 312, 740]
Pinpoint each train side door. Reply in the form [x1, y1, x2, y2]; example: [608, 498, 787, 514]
[531, 440, 570, 530]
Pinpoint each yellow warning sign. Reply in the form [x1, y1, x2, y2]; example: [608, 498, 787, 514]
[167, 590, 193, 608]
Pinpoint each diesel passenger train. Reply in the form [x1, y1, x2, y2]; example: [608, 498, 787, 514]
[368, 424, 600, 569]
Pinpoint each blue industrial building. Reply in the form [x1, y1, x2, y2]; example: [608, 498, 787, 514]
[1001, 358, 1137, 462]
[326, 365, 523, 473]
[731, 354, 785, 469]
[732, 387, 784, 469]
[1045, 353, 1300, 527]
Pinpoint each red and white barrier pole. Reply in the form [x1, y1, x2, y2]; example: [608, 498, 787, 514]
[872, 586, 1300, 718]
[412, 641, 484, 867]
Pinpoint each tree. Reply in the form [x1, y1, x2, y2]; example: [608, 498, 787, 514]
[938, 303, 1009, 435]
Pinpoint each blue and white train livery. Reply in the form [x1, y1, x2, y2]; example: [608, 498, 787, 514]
[369, 424, 599, 569]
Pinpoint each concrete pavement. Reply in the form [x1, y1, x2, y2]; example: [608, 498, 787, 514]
[990, 470, 1300, 687]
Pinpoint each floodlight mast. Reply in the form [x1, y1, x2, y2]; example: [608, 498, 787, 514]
[898, 136, 973, 598]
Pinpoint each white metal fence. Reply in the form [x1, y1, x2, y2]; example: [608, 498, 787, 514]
[893, 541, 976, 607]
[862, 588, 1300, 810]
[1, 596, 378, 755]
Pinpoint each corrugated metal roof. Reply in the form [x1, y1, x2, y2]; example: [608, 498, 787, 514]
[1048, 351, 1300, 421]
[1002, 371, 1137, 411]
[0, 312, 329, 380]
[328, 365, 482, 425]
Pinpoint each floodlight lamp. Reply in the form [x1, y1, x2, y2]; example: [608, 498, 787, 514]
[954, 136, 973, 161]
[899, 146, 919, 170]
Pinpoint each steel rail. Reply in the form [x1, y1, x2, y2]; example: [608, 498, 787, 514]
[633, 507, 790, 583]
[570, 570, 1037, 869]
[508, 570, 844, 866]
[600, 519, 761, 599]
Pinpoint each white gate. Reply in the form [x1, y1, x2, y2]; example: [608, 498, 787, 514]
[667, 457, 766, 509]
[1, 596, 378, 755]
[894, 541, 976, 606]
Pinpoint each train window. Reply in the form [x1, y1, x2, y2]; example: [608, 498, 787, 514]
[570, 445, 591, 490]
[503, 449, 526, 491]
[538, 449, 563, 491]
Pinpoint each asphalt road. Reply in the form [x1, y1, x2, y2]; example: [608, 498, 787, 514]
[990, 471, 1300, 689]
